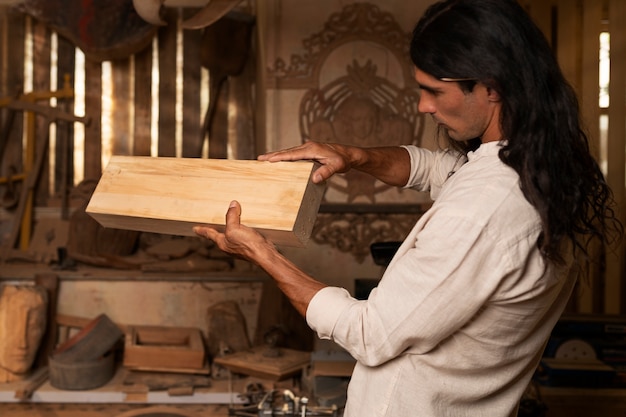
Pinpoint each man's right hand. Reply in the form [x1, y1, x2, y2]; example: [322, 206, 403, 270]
[258, 141, 357, 184]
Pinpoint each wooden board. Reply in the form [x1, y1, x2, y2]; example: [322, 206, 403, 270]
[123, 326, 206, 371]
[86, 156, 325, 247]
[213, 345, 310, 381]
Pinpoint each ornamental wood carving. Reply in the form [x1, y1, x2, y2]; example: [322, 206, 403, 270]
[267, 3, 416, 89]
[300, 60, 423, 204]
[269, 2, 427, 261]
[312, 212, 422, 263]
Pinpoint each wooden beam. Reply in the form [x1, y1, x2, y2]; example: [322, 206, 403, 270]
[86, 156, 325, 247]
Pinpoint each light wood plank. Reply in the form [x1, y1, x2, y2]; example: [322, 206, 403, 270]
[86, 156, 325, 247]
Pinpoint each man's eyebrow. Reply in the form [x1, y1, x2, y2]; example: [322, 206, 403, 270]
[417, 83, 441, 93]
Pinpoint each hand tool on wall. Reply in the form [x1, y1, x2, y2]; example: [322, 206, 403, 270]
[0, 76, 90, 259]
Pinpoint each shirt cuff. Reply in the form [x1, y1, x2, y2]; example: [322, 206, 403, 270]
[305, 286, 355, 340]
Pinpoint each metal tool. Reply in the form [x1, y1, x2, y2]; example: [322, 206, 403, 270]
[228, 386, 339, 417]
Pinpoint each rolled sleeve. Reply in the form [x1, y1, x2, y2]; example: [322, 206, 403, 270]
[306, 286, 359, 340]
[401, 145, 466, 200]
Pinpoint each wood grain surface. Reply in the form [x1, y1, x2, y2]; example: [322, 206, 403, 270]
[86, 156, 325, 247]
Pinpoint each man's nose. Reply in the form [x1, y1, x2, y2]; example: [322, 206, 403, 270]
[417, 94, 435, 114]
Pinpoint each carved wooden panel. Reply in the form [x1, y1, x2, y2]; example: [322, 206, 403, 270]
[267, 2, 428, 260]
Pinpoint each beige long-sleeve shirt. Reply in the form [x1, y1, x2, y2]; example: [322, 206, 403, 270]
[306, 141, 577, 417]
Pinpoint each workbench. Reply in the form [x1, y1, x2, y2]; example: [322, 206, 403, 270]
[0, 403, 231, 417]
[0, 365, 298, 417]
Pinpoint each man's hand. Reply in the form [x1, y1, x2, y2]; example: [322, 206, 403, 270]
[194, 200, 327, 318]
[258, 141, 356, 184]
[258, 141, 411, 187]
[193, 200, 274, 264]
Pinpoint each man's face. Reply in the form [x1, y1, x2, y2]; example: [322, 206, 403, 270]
[0, 288, 46, 374]
[414, 68, 501, 143]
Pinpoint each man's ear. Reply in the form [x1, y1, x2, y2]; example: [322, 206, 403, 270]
[486, 86, 501, 102]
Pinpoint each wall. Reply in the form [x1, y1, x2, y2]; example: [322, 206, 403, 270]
[256, 0, 440, 295]
[0, 0, 625, 353]
[257, 0, 626, 313]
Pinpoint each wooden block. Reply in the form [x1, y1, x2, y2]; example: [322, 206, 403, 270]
[123, 325, 206, 371]
[86, 156, 325, 247]
[213, 345, 310, 381]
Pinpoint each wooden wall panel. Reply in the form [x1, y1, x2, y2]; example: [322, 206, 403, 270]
[580, 0, 602, 160]
[2, 5, 254, 189]
[157, 10, 178, 157]
[231, 46, 257, 160]
[578, 0, 604, 314]
[83, 58, 102, 180]
[556, 0, 582, 91]
[55, 35, 76, 217]
[133, 45, 153, 157]
[522, 0, 555, 47]
[181, 9, 203, 158]
[111, 59, 132, 156]
[522, 0, 626, 314]
[607, 0, 626, 314]
[3, 1, 621, 313]
[1, 7, 25, 186]
[32, 19, 52, 206]
[0, 7, 6, 94]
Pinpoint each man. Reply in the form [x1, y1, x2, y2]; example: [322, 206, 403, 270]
[194, 0, 622, 415]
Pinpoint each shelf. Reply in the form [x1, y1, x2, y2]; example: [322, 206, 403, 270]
[0, 365, 250, 405]
[0, 262, 268, 282]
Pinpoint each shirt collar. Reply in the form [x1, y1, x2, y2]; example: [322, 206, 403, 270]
[467, 140, 504, 161]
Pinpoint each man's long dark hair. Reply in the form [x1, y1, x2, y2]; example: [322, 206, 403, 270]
[410, 0, 622, 264]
